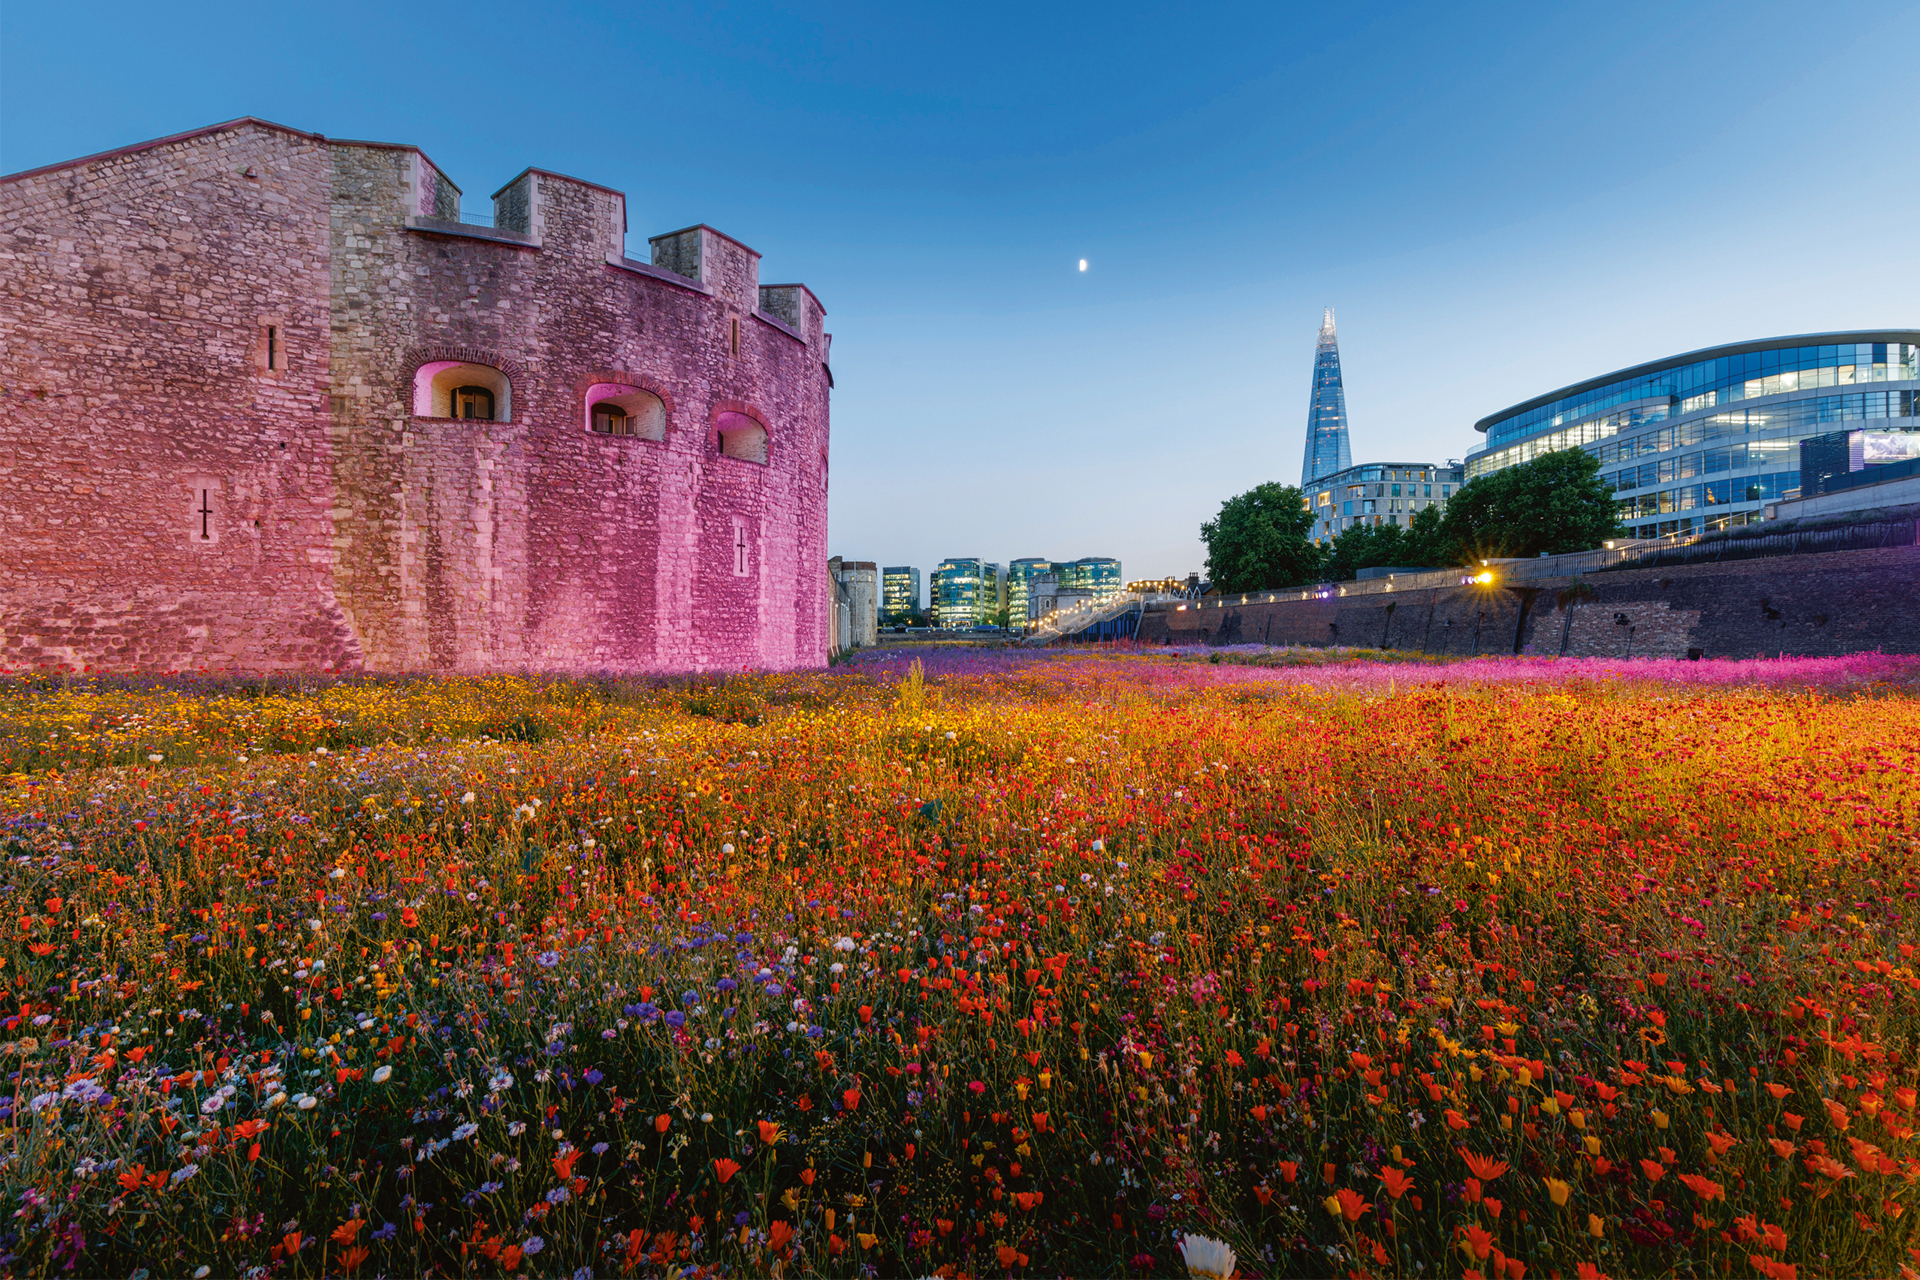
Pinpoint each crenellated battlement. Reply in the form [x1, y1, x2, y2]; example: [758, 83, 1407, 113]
[649, 225, 761, 314]
[0, 118, 820, 333]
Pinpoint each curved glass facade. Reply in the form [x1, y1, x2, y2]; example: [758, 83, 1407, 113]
[1467, 332, 1920, 537]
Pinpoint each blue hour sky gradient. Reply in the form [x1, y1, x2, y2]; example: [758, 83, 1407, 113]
[6, 1, 1918, 584]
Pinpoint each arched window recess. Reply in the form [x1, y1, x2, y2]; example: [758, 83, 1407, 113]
[585, 384, 667, 441]
[716, 410, 768, 464]
[413, 362, 512, 421]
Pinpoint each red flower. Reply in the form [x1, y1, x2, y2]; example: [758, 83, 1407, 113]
[1334, 1187, 1372, 1222]
[1461, 1150, 1510, 1182]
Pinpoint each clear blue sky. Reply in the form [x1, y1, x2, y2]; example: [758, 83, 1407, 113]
[7, 1, 1918, 586]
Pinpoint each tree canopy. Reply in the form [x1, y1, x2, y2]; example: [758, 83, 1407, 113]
[1321, 505, 1449, 580]
[1436, 448, 1621, 560]
[1200, 482, 1320, 593]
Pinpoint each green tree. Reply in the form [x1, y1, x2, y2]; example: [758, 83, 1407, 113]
[1200, 483, 1321, 593]
[1320, 507, 1451, 581]
[1321, 521, 1406, 581]
[1402, 504, 1449, 567]
[1437, 449, 1621, 562]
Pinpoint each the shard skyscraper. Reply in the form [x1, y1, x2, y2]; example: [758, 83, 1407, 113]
[1300, 308, 1352, 486]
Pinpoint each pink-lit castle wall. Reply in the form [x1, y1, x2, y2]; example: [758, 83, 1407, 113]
[0, 118, 832, 672]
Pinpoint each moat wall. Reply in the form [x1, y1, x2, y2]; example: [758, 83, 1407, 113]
[1136, 543, 1920, 659]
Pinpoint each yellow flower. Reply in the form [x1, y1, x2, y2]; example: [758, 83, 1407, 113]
[1584, 1135, 1602, 1155]
[1323, 1195, 1344, 1218]
[1588, 1213, 1605, 1237]
[1546, 1177, 1572, 1206]
[1569, 1109, 1586, 1130]
[1651, 1108, 1670, 1130]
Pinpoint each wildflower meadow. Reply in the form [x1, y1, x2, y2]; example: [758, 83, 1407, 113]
[0, 648, 1916, 1279]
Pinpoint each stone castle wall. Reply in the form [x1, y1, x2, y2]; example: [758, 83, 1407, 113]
[1137, 543, 1920, 659]
[0, 118, 832, 673]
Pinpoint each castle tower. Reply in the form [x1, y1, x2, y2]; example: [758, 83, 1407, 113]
[1300, 308, 1352, 485]
[0, 117, 831, 674]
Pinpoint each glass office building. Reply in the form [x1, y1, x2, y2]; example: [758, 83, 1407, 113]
[1301, 309, 1353, 485]
[1306, 462, 1464, 545]
[881, 566, 921, 625]
[930, 559, 1001, 628]
[1063, 557, 1123, 601]
[1468, 332, 1920, 538]
[1005, 559, 1059, 629]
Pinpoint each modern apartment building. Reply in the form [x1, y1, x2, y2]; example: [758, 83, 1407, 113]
[1306, 462, 1465, 544]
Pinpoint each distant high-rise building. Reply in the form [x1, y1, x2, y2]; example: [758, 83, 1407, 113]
[881, 567, 921, 625]
[1005, 558, 1059, 628]
[1062, 557, 1123, 602]
[1301, 308, 1353, 486]
[1005, 557, 1122, 628]
[930, 559, 1001, 628]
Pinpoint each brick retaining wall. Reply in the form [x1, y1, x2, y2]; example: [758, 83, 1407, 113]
[1136, 543, 1920, 658]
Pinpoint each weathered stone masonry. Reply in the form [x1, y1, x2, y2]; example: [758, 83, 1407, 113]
[0, 117, 831, 672]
